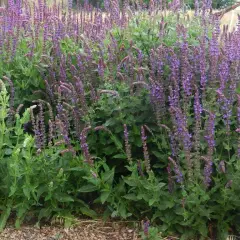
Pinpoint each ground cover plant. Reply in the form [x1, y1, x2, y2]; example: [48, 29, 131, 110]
[0, 0, 240, 239]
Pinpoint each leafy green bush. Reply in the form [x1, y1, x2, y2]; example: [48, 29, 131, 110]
[106, 12, 209, 55]
[184, 0, 236, 9]
[0, 82, 111, 229]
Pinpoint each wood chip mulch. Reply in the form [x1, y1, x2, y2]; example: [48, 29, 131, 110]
[0, 220, 141, 240]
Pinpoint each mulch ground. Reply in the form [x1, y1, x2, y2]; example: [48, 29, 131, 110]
[0, 219, 141, 240]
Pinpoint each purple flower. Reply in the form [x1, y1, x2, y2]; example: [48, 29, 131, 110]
[124, 124, 132, 163]
[203, 111, 215, 187]
[168, 157, 183, 184]
[194, 86, 202, 177]
[219, 60, 229, 91]
[194, 0, 199, 16]
[168, 50, 180, 108]
[68, 0, 73, 9]
[204, 112, 215, 152]
[80, 126, 92, 165]
[150, 82, 165, 125]
[216, 90, 231, 134]
[141, 126, 150, 172]
[225, 180, 233, 188]
[104, 0, 110, 11]
[137, 160, 144, 177]
[170, 107, 192, 178]
[203, 156, 213, 188]
[199, 38, 207, 92]
[167, 164, 174, 193]
[237, 95, 240, 157]
[97, 58, 105, 78]
[143, 220, 150, 237]
[179, 28, 192, 97]
[209, 19, 220, 84]
[219, 160, 226, 174]
[194, 86, 202, 124]
[169, 0, 181, 12]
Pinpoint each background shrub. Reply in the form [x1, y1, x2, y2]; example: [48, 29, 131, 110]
[73, 0, 236, 9]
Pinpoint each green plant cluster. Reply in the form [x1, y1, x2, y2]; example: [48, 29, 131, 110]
[184, 0, 236, 9]
[0, 5, 240, 240]
[73, 0, 236, 9]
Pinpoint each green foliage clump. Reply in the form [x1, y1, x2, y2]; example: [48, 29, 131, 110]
[106, 12, 209, 55]
[185, 0, 236, 9]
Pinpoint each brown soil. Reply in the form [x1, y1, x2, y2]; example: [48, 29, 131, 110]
[0, 220, 141, 240]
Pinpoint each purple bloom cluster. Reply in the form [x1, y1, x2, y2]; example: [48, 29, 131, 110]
[170, 107, 192, 177]
[216, 90, 232, 134]
[167, 163, 174, 193]
[203, 156, 213, 188]
[80, 126, 92, 165]
[237, 95, 240, 157]
[141, 126, 150, 172]
[150, 82, 165, 125]
[204, 112, 215, 153]
[123, 124, 132, 163]
[168, 157, 183, 184]
[203, 112, 215, 187]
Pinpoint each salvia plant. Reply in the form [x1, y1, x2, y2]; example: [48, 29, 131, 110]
[0, 0, 239, 239]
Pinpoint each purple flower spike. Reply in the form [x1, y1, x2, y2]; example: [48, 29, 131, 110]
[202, 156, 213, 188]
[80, 126, 92, 165]
[141, 126, 150, 172]
[124, 124, 132, 163]
[168, 157, 183, 184]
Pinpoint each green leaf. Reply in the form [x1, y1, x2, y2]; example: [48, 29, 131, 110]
[79, 207, 97, 218]
[100, 191, 110, 204]
[9, 185, 17, 197]
[54, 193, 74, 203]
[105, 118, 115, 127]
[149, 198, 156, 206]
[195, 221, 208, 237]
[123, 194, 138, 201]
[102, 168, 115, 185]
[23, 186, 31, 200]
[37, 208, 53, 222]
[15, 204, 29, 229]
[124, 179, 138, 187]
[4, 148, 12, 155]
[113, 154, 127, 159]
[0, 206, 11, 231]
[223, 142, 232, 151]
[65, 167, 84, 172]
[152, 151, 163, 158]
[78, 184, 98, 193]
